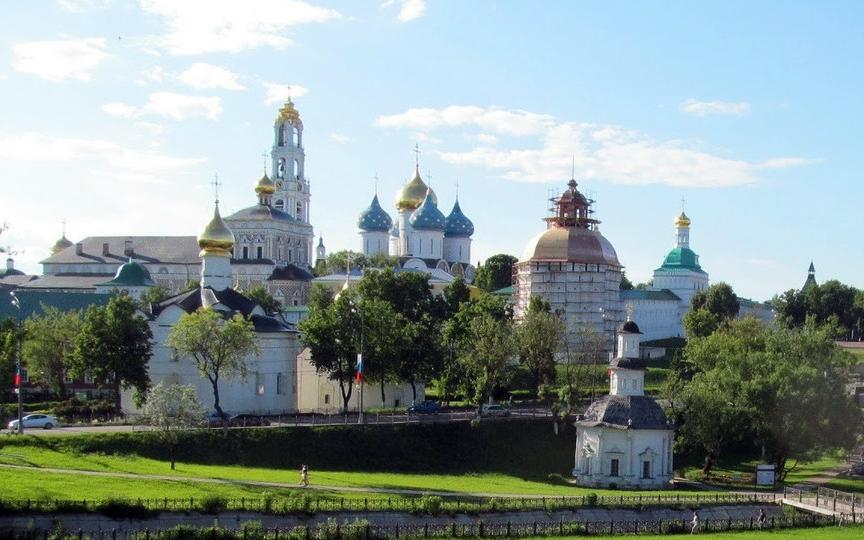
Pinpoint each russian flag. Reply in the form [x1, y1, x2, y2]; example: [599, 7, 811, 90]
[354, 353, 364, 384]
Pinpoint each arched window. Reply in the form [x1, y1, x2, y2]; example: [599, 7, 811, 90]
[296, 202, 303, 220]
[275, 199, 284, 211]
[277, 159, 286, 178]
[242, 246, 249, 259]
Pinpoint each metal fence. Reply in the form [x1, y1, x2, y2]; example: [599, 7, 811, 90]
[0, 492, 779, 516]
[2, 513, 858, 539]
[784, 485, 863, 516]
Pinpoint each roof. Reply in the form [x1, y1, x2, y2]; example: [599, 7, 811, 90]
[96, 260, 156, 287]
[41, 236, 200, 265]
[20, 274, 114, 291]
[225, 205, 299, 223]
[444, 200, 474, 237]
[621, 289, 681, 302]
[610, 357, 647, 370]
[0, 290, 110, 320]
[657, 247, 706, 273]
[578, 395, 670, 430]
[151, 287, 294, 333]
[409, 191, 446, 231]
[521, 226, 621, 267]
[268, 264, 314, 281]
[0, 275, 37, 287]
[618, 320, 642, 334]
[491, 285, 514, 296]
[358, 194, 393, 232]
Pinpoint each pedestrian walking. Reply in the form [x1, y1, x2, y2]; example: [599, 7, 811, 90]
[300, 464, 309, 487]
[757, 508, 766, 529]
[690, 510, 700, 534]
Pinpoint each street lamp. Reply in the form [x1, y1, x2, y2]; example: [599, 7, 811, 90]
[350, 302, 365, 425]
[9, 291, 23, 435]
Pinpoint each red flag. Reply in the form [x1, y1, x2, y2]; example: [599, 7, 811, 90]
[14, 373, 20, 387]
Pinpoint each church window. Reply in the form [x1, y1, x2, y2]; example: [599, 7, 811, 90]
[255, 373, 265, 396]
[257, 246, 263, 259]
[296, 202, 303, 220]
[610, 459, 620, 477]
[324, 394, 330, 405]
[642, 460, 652, 479]
[275, 199, 285, 211]
[276, 373, 283, 395]
[277, 159, 286, 178]
[242, 246, 249, 259]
[293, 299, 299, 306]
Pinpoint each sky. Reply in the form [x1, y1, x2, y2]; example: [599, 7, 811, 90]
[0, 0, 861, 301]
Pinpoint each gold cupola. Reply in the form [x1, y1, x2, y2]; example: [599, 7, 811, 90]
[255, 173, 275, 195]
[275, 98, 302, 126]
[198, 204, 235, 257]
[674, 211, 691, 228]
[395, 165, 437, 211]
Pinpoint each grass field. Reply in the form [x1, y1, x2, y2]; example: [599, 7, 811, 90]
[682, 452, 848, 488]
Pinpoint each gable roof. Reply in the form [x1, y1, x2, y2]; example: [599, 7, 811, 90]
[151, 287, 294, 333]
[578, 395, 670, 430]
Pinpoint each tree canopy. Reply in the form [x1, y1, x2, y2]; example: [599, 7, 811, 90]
[683, 282, 740, 338]
[773, 280, 864, 339]
[142, 382, 205, 470]
[23, 307, 82, 399]
[474, 254, 518, 292]
[244, 285, 282, 315]
[516, 296, 564, 393]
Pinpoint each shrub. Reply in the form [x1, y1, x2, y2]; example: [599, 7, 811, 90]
[96, 499, 157, 520]
[417, 495, 443, 515]
[315, 518, 370, 540]
[585, 492, 598, 507]
[198, 495, 228, 514]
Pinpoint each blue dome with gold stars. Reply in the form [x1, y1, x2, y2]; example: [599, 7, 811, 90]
[358, 194, 393, 232]
[409, 190, 446, 231]
[444, 200, 474, 237]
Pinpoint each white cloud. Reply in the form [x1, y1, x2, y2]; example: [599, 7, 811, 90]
[178, 63, 245, 90]
[680, 99, 750, 117]
[0, 132, 203, 183]
[263, 82, 309, 105]
[102, 93, 222, 121]
[140, 0, 342, 55]
[468, 133, 498, 145]
[13, 38, 109, 82]
[57, 0, 111, 12]
[378, 105, 813, 188]
[102, 102, 140, 119]
[137, 66, 165, 85]
[329, 132, 352, 144]
[377, 106, 555, 136]
[383, 0, 427, 22]
[134, 121, 164, 136]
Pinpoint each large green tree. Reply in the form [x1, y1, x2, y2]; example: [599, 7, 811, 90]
[167, 308, 259, 416]
[0, 319, 19, 402]
[683, 282, 740, 338]
[516, 296, 564, 394]
[22, 307, 82, 399]
[72, 293, 153, 411]
[244, 285, 282, 315]
[679, 318, 860, 479]
[773, 280, 864, 339]
[139, 283, 172, 306]
[474, 254, 518, 292]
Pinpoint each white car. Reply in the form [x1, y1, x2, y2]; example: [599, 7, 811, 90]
[7, 414, 59, 430]
[480, 404, 510, 417]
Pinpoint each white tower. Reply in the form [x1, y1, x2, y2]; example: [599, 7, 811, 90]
[609, 311, 645, 397]
[316, 237, 326, 266]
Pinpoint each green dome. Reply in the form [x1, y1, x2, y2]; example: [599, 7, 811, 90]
[99, 260, 156, 287]
[657, 247, 705, 273]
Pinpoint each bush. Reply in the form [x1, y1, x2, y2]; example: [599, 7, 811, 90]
[315, 518, 370, 540]
[96, 499, 157, 520]
[198, 495, 228, 514]
[585, 492, 598, 506]
[416, 495, 443, 515]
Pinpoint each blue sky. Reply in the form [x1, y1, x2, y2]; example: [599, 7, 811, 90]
[0, 0, 861, 301]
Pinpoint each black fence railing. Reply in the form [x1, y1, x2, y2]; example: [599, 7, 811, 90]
[0, 492, 780, 516]
[1, 514, 858, 539]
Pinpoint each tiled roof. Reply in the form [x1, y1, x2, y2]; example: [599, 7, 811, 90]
[41, 236, 199, 265]
[268, 264, 314, 281]
[578, 395, 670, 430]
[151, 287, 294, 333]
[621, 289, 681, 301]
[20, 274, 113, 290]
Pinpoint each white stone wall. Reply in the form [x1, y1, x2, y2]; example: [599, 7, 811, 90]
[628, 299, 683, 341]
[412, 230, 444, 260]
[443, 236, 471, 265]
[573, 426, 674, 489]
[361, 232, 389, 257]
[652, 268, 709, 310]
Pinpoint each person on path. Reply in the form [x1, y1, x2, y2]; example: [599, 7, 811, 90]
[757, 508, 766, 529]
[690, 510, 700, 534]
[300, 464, 309, 487]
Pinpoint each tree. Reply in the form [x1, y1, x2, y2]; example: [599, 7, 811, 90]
[325, 250, 366, 274]
[22, 307, 82, 399]
[680, 318, 861, 479]
[142, 382, 205, 470]
[245, 285, 282, 315]
[0, 319, 19, 402]
[73, 293, 153, 412]
[140, 283, 172, 306]
[474, 254, 518, 292]
[516, 296, 564, 394]
[620, 273, 634, 291]
[774, 280, 864, 339]
[167, 308, 259, 416]
[684, 282, 740, 338]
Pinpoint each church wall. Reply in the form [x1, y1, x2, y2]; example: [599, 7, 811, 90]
[443, 236, 471, 265]
[361, 232, 389, 257]
[295, 348, 424, 413]
[573, 426, 674, 489]
[629, 298, 683, 341]
[412, 230, 444, 260]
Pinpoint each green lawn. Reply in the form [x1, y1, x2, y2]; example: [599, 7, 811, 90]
[682, 452, 846, 489]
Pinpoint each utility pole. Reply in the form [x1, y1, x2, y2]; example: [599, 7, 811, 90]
[10, 292, 23, 435]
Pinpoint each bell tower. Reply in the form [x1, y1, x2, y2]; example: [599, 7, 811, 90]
[271, 97, 310, 224]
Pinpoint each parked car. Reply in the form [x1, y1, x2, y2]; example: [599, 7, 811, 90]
[229, 414, 271, 427]
[7, 414, 59, 430]
[480, 404, 510, 417]
[407, 400, 441, 414]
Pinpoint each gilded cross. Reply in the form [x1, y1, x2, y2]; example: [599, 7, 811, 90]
[211, 174, 221, 204]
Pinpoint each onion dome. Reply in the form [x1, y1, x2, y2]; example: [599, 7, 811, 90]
[409, 190, 446, 231]
[197, 204, 235, 257]
[522, 227, 621, 267]
[99, 259, 155, 287]
[51, 235, 74, 255]
[618, 319, 642, 334]
[674, 211, 691, 228]
[444, 200, 474, 237]
[358, 194, 393, 232]
[396, 166, 437, 211]
[275, 98, 302, 126]
[255, 173, 275, 195]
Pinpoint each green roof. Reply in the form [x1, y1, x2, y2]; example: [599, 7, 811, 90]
[97, 260, 155, 287]
[656, 247, 706, 273]
[621, 289, 681, 301]
[490, 285, 514, 296]
[0, 290, 109, 320]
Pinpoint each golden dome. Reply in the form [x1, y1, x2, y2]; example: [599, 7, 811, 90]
[275, 98, 302, 126]
[674, 211, 691, 228]
[395, 166, 437, 211]
[255, 173, 275, 195]
[197, 204, 235, 257]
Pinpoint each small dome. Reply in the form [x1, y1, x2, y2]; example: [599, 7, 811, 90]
[198, 204, 235, 256]
[102, 259, 156, 287]
[51, 235, 74, 255]
[674, 211, 691, 228]
[275, 98, 302, 126]
[255, 173, 275, 195]
[444, 200, 474, 237]
[409, 190, 446, 231]
[358, 194, 393, 232]
[618, 320, 642, 334]
[522, 227, 621, 267]
[396, 166, 437, 211]
[658, 246, 704, 273]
